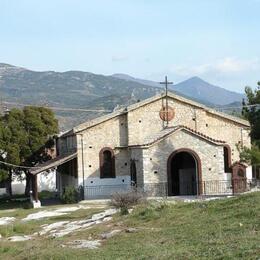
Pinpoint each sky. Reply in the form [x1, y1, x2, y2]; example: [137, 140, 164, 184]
[1, 0, 260, 93]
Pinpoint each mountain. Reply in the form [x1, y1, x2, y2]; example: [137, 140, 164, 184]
[0, 63, 244, 130]
[112, 74, 244, 106]
[171, 77, 244, 106]
[112, 73, 161, 88]
[0, 64, 162, 130]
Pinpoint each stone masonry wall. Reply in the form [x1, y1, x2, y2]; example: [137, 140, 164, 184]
[127, 97, 250, 164]
[140, 130, 225, 185]
[76, 114, 130, 186]
[62, 95, 250, 188]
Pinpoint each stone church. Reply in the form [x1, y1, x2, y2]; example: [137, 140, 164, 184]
[31, 91, 252, 199]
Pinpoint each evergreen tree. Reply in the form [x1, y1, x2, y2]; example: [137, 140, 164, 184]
[240, 82, 260, 165]
[0, 106, 58, 196]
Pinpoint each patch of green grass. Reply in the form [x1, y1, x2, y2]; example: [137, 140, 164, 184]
[0, 193, 260, 259]
[0, 222, 37, 238]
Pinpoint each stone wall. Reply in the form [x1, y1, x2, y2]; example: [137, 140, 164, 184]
[139, 130, 225, 184]
[127, 97, 250, 164]
[59, 95, 250, 192]
[76, 114, 130, 187]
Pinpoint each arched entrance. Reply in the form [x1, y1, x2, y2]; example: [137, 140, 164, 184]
[167, 149, 202, 196]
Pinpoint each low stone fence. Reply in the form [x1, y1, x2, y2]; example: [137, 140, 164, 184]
[83, 179, 260, 199]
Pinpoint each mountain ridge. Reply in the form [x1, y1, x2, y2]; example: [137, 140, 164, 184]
[112, 74, 244, 105]
[0, 63, 244, 130]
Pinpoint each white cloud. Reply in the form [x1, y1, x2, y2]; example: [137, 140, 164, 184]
[170, 57, 260, 77]
[215, 57, 259, 73]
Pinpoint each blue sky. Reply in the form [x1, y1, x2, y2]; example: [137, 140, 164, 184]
[1, 0, 260, 92]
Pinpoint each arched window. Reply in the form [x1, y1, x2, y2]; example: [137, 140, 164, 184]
[224, 146, 231, 173]
[100, 148, 115, 178]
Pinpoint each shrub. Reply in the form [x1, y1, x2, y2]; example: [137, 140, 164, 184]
[0, 169, 8, 182]
[110, 190, 146, 215]
[38, 190, 57, 200]
[61, 186, 79, 204]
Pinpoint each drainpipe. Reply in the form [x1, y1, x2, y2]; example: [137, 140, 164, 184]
[80, 134, 85, 200]
[240, 128, 244, 146]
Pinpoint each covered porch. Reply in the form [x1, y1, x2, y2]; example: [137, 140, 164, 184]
[29, 152, 77, 207]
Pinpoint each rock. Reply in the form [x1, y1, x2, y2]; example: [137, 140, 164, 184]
[22, 211, 68, 221]
[91, 209, 117, 221]
[62, 240, 101, 249]
[125, 228, 138, 233]
[0, 217, 16, 225]
[100, 229, 121, 239]
[7, 208, 118, 241]
[39, 221, 69, 235]
[102, 216, 112, 222]
[8, 235, 32, 242]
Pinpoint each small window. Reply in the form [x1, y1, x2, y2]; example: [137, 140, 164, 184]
[100, 148, 115, 178]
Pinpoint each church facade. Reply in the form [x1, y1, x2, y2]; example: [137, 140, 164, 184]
[51, 92, 251, 199]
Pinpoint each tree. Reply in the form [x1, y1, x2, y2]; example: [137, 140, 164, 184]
[0, 106, 58, 196]
[242, 82, 260, 144]
[238, 144, 260, 165]
[240, 82, 260, 165]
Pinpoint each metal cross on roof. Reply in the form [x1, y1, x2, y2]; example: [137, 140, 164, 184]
[159, 76, 173, 126]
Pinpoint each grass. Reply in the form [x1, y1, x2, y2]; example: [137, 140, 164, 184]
[0, 193, 260, 259]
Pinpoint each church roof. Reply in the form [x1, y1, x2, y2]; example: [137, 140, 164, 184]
[64, 92, 249, 136]
[128, 125, 226, 148]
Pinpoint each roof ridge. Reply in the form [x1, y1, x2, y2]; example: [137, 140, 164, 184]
[69, 92, 249, 135]
[131, 125, 226, 147]
[180, 125, 226, 144]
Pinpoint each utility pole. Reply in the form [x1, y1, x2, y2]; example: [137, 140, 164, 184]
[160, 76, 173, 127]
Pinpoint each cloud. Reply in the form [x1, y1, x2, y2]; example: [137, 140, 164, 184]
[111, 55, 128, 62]
[215, 57, 259, 73]
[170, 57, 260, 77]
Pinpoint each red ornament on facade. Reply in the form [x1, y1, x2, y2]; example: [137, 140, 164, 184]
[159, 106, 175, 121]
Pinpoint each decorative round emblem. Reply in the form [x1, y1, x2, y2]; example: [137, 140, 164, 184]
[159, 106, 175, 121]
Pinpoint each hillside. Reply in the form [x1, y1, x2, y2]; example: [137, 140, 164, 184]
[0, 192, 259, 259]
[0, 64, 161, 130]
[0, 63, 244, 130]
